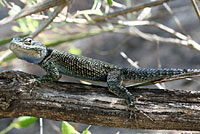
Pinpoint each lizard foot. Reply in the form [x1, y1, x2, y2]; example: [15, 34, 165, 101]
[20, 79, 41, 86]
[127, 99, 154, 122]
[129, 106, 154, 122]
[19, 79, 41, 94]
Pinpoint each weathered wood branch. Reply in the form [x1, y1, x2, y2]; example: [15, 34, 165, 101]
[0, 70, 200, 130]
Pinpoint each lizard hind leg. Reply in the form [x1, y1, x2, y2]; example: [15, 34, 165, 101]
[107, 70, 135, 107]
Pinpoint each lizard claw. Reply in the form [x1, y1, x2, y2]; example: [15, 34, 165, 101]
[126, 97, 154, 122]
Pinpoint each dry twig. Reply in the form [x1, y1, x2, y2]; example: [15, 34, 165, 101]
[191, 0, 200, 21]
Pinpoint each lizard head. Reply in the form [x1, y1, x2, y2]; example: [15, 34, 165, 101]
[10, 37, 47, 64]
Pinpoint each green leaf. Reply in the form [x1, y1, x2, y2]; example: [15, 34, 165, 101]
[32, 18, 40, 29]
[0, 0, 5, 7]
[26, 17, 38, 33]
[14, 116, 38, 129]
[8, 4, 21, 16]
[18, 19, 29, 33]
[62, 121, 80, 134]
[0, 122, 15, 134]
[28, 0, 37, 4]
[68, 46, 82, 55]
[107, 0, 113, 6]
[82, 125, 92, 134]
[12, 26, 21, 32]
[0, 116, 38, 134]
[11, 11, 39, 33]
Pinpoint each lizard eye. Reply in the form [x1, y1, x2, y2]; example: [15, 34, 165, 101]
[23, 37, 32, 45]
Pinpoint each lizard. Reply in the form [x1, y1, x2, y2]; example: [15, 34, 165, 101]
[9, 37, 200, 108]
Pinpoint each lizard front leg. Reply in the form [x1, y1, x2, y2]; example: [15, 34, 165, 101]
[107, 70, 135, 107]
[22, 61, 61, 86]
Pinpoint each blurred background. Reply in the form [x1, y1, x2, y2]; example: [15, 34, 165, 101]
[0, 0, 200, 133]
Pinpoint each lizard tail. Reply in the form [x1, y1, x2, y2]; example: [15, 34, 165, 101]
[121, 68, 200, 83]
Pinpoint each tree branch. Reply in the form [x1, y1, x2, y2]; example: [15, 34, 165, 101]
[0, 0, 66, 25]
[92, 0, 172, 22]
[0, 70, 200, 131]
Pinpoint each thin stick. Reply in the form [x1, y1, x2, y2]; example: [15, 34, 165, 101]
[113, 21, 200, 52]
[163, 3, 187, 34]
[0, 0, 65, 25]
[92, 0, 172, 22]
[191, 0, 200, 21]
[31, 5, 66, 38]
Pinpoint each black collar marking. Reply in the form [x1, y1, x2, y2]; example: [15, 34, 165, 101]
[39, 48, 53, 64]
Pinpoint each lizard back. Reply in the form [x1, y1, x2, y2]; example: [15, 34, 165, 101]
[43, 49, 120, 81]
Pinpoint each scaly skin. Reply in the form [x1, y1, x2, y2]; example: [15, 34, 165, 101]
[9, 37, 200, 107]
